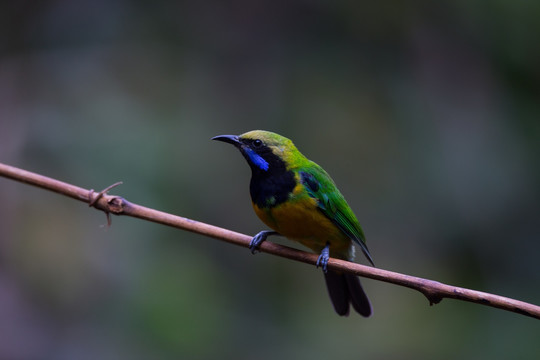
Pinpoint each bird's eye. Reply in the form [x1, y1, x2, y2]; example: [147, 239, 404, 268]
[252, 139, 263, 148]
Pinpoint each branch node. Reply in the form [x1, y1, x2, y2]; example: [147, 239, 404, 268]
[88, 181, 124, 227]
[419, 280, 444, 306]
[107, 196, 126, 214]
[427, 294, 444, 306]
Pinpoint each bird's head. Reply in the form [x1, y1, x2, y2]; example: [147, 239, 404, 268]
[212, 130, 302, 173]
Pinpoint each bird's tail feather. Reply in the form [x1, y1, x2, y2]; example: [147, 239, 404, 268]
[324, 271, 372, 317]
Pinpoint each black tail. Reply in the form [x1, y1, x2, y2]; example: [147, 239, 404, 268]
[324, 271, 372, 317]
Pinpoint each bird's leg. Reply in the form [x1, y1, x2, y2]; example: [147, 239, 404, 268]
[249, 230, 279, 254]
[316, 242, 331, 273]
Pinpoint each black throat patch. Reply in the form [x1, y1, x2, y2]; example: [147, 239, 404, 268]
[248, 151, 296, 208]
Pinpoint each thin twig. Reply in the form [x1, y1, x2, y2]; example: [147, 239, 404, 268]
[0, 162, 539, 320]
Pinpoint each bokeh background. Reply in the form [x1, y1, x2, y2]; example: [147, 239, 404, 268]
[1, 1, 539, 359]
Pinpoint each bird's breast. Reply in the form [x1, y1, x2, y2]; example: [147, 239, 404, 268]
[249, 170, 296, 208]
[252, 183, 352, 258]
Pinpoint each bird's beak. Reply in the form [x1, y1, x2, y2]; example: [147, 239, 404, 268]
[211, 134, 241, 147]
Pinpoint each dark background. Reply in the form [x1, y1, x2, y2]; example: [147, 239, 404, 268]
[1, 1, 539, 359]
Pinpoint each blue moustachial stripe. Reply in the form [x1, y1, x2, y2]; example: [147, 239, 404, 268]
[245, 147, 269, 171]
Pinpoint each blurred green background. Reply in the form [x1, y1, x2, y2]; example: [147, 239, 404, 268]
[1, 1, 539, 359]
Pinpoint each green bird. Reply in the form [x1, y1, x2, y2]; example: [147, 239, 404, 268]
[213, 130, 374, 316]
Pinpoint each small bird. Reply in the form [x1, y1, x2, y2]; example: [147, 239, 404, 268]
[212, 130, 374, 316]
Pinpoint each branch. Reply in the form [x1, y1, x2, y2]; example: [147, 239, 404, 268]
[1, 162, 539, 320]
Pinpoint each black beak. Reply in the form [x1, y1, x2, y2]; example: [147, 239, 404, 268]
[212, 134, 241, 146]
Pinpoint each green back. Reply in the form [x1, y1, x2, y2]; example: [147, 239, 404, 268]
[297, 161, 375, 266]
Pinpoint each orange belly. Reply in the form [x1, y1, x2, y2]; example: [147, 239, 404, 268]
[252, 194, 354, 260]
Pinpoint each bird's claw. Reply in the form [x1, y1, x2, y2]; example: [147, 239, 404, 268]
[316, 254, 329, 273]
[316, 243, 331, 273]
[249, 234, 265, 254]
[249, 230, 278, 254]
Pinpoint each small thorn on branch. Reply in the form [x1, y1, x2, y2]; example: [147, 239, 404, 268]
[426, 294, 444, 306]
[415, 279, 445, 306]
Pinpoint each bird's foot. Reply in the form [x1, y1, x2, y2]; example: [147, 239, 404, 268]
[249, 230, 279, 254]
[316, 243, 331, 273]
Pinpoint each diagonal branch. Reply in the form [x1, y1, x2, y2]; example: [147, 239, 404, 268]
[1, 162, 539, 320]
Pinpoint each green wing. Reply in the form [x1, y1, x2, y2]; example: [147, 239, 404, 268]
[299, 164, 375, 266]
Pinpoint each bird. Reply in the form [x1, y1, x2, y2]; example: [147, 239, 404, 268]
[212, 130, 374, 316]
